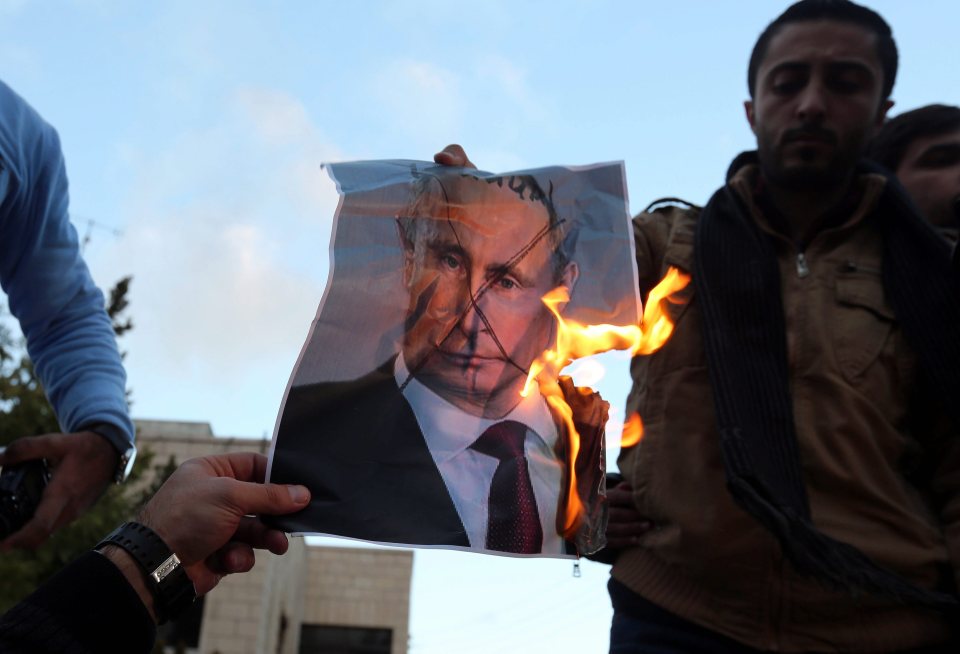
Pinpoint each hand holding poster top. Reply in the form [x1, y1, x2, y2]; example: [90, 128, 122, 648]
[266, 160, 641, 558]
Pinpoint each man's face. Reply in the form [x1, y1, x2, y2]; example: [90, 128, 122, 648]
[400, 178, 577, 418]
[895, 128, 960, 230]
[746, 21, 892, 190]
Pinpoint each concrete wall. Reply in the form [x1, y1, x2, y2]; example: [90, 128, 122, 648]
[302, 547, 413, 654]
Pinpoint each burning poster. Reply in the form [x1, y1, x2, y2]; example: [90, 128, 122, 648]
[266, 160, 640, 558]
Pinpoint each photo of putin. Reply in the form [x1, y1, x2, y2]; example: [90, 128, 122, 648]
[268, 164, 626, 556]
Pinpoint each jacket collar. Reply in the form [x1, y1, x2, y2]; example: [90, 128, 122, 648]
[725, 150, 886, 247]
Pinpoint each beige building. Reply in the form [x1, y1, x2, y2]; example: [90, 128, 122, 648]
[136, 420, 413, 654]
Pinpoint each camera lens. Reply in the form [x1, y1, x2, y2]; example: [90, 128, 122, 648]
[0, 460, 49, 539]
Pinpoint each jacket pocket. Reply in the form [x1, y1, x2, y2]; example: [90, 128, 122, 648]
[833, 266, 895, 382]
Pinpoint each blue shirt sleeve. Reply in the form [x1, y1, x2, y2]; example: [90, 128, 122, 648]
[0, 80, 134, 451]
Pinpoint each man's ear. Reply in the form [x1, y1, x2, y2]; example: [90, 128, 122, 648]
[559, 261, 579, 299]
[547, 261, 580, 344]
[744, 100, 757, 133]
[874, 98, 894, 132]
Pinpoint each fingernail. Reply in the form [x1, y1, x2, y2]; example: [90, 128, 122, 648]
[287, 485, 309, 504]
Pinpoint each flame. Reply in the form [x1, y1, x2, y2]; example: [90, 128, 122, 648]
[621, 412, 644, 448]
[545, 393, 583, 536]
[523, 266, 689, 537]
[634, 266, 690, 355]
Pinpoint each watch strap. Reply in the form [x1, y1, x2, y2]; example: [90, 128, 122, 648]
[97, 521, 196, 623]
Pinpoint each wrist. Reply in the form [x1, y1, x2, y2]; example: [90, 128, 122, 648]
[136, 500, 181, 560]
[99, 544, 159, 623]
[96, 522, 196, 623]
[83, 422, 137, 483]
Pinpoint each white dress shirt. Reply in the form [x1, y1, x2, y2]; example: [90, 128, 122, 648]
[395, 355, 565, 554]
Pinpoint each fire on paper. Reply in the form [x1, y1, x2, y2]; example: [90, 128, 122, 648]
[266, 160, 687, 558]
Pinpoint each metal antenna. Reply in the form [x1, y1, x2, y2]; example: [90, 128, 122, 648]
[78, 216, 123, 254]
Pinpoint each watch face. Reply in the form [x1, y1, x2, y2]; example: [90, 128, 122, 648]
[118, 446, 137, 483]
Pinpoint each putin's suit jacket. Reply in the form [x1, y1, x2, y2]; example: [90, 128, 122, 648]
[268, 358, 608, 553]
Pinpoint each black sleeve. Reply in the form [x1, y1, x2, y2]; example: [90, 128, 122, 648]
[0, 551, 156, 654]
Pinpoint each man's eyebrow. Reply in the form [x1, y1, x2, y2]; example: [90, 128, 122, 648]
[824, 60, 877, 77]
[917, 142, 960, 161]
[423, 238, 464, 255]
[767, 61, 809, 77]
[766, 60, 875, 78]
[486, 263, 535, 287]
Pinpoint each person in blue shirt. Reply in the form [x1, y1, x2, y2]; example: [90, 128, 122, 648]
[0, 79, 135, 550]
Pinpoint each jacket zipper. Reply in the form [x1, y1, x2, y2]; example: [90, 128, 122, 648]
[796, 251, 810, 278]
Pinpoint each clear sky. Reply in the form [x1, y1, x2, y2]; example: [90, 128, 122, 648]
[2, 1, 958, 652]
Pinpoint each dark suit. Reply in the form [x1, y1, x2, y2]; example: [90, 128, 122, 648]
[268, 358, 607, 553]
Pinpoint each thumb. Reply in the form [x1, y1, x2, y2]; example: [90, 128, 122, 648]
[433, 144, 476, 169]
[228, 481, 310, 516]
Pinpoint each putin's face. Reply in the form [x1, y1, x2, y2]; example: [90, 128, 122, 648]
[400, 176, 577, 418]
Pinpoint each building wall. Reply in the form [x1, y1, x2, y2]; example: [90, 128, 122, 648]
[256, 539, 308, 654]
[186, 541, 305, 654]
[136, 419, 270, 466]
[302, 547, 413, 654]
[136, 419, 412, 654]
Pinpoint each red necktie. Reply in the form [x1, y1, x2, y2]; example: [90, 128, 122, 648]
[471, 420, 543, 554]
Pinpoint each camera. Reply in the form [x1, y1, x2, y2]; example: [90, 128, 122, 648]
[0, 458, 50, 540]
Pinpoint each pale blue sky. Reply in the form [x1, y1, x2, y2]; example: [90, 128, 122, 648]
[2, 1, 959, 652]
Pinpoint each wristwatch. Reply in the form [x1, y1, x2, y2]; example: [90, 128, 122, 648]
[86, 422, 137, 483]
[97, 522, 196, 623]
[113, 442, 137, 484]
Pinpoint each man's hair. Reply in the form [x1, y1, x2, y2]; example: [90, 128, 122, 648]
[747, 0, 898, 100]
[398, 170, 575, 282]
[868, 104, 960, 171]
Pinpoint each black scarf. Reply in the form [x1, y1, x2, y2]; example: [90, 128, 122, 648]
[694, 152, 960, 608]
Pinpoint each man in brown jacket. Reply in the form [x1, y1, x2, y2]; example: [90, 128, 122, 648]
[434, 0, 959, 652]
[601, 1, 960, 651]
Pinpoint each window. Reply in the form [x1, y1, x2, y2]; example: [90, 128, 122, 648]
[299, 624, 392, 654]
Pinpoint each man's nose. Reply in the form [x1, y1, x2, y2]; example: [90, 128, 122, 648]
[456, 278, 489, 335]
[795, 81, 827, 123]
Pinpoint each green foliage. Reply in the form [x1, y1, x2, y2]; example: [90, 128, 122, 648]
[107, 275, 134, 339]
[0, 276, 175, 612]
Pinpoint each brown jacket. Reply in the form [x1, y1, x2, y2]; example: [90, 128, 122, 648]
[613, 164, 960, 651]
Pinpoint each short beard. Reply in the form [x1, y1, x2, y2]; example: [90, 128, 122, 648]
[758, 147, 854, 193]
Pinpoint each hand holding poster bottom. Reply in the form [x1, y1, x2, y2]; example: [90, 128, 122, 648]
[265, 160, 688, 558]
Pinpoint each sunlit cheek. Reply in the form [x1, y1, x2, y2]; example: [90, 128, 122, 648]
[509, 307, 556, 366]
[500, 286, 549, 312]
[425, 290, 453, 321]
[533, 308, 557, 350]
[411, 271, 463, 321]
